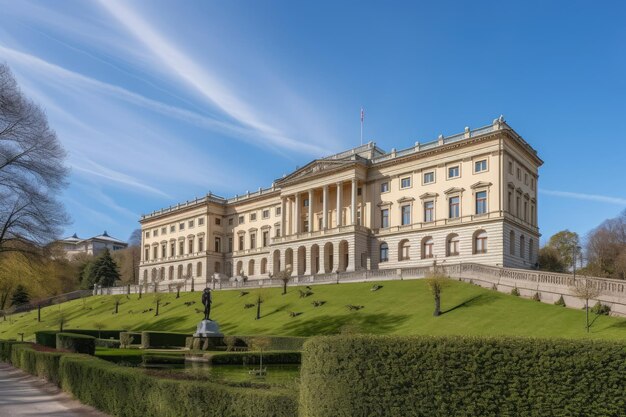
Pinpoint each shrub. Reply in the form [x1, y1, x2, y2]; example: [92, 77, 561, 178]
[531, 292, 541, 302]
[554, 295, 566, 307]
[591, 302, 611, 316]
[511, 287, 520, 296]
[95, 338, 121, 349]
[120, 332, 142, 348]
[56, 333, 96, 355]
[300, 335, 626, 417]
[35, 330, 59, 348]
[205, 351, 301, 365]
[141, 331, 190, 349]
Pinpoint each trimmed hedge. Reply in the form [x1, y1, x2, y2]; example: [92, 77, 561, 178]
[35, 330, 59, 348]
[141, 331, 190, 349]
[0, 341, 298, 417]
[143, 354, 185, 365]
[236, 336, 307, 351]
[205, 351, 301, 365]
[120, 331, 142, 347]
[10, 343, 65, 385]
[64, 328, 127, 339]
[56, 333, 96, 355]
[300, 335, 626, 417]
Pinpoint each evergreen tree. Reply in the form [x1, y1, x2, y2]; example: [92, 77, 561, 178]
[93, 249, 120, 287]
[81, 259, 97, 289]
[10, 284, 30, 306]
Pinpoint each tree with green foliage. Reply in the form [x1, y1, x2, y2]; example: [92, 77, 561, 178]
[10, 284, 30, 306]
[425, 265, 448, 317]
[276, 267, 293, 295]
[547, 230, 580, 271]
[81, 249, 120, 288]
[538, 246, 566, 273]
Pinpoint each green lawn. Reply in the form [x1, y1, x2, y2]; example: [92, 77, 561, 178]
[2, 280, 626, 341]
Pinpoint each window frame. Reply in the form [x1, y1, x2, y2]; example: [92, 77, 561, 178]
[475, 190, 487, 215]
[380, 181, 390, 193]
[449, 196, 460, 218]
[380, 208, 390, 229]
[423, 171, 435, 185]
[400, 176, 412, 189]
[447, 165, 460, 179]
[400, 204, 411, 226]
[474, 159, 488, 173]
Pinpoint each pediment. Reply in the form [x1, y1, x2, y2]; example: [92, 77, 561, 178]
[444, 187, 465, 195]
[420, 192, 439, 199]
[377, 201, 393, 207]
[471, 181, 492, 189]
[278, 159, 356, 183]
[397, 196, 415, 203]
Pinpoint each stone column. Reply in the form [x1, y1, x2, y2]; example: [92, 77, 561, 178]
[322, 185, 329, 229]
[351, 178, 357, 225]
[281, 197, 286, 237]
[332, 241, 341, 273]
[308, 189, 314, 232]
[336, 182, 343, 227]
[295, 193, 301, 234]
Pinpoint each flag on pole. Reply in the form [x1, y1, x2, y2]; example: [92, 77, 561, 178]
[360, 107, 364, 122]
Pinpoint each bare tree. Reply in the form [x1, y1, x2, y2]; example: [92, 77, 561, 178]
[0, 64, 68, 254]
[425, 262, 448, 317]
[572, 277, 601, 333]
[276, 267, 293, 295]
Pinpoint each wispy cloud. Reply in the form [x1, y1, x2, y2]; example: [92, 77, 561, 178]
[98, 0, 330, 156]
[539, 189, 626, 206]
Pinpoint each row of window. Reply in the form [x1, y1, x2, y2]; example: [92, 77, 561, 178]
[380, 191, 488, 228]
[508, 160, 536, 190]
[507, 191, 536, 225]
[145, 217, 207, 239]
[379, 230, 489, 262]
[233, 207, 281, 226]
[380, 159, 488, 194]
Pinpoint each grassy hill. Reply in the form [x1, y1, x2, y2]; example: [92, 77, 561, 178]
[2, 279, 626, 341]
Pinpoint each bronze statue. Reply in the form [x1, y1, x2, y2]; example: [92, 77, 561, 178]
[201, 288, 212, 321]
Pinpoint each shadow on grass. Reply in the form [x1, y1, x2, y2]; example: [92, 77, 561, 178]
[441, 293, 498, 315]
[278, 313, 411, 337]
[140, 316, 190, 331]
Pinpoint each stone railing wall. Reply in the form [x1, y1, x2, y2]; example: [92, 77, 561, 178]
[94, 263, 626, 316]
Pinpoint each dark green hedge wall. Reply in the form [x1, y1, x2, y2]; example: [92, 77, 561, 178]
[236, 336, 307, 351]
[1, 341, 298, 417]
[56, 333, 96, 355]
[206, 351, 301, 365]
[141, 331, 190, 349]
[35, 330, 58, 348]
[300, 335, 626, 417]
[64, 329, 127, 339]
[95, 338, 121, 348]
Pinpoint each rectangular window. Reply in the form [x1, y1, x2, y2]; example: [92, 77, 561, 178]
[508, 161, 513, 174]
[523, 201, 528, 221]
[303, 199, 309, 207]
[170, 225, 175, 233]
[199, 218, 205, 225]
[250, 213, 257, 221]
[380, 182, 389, 193]
[152, 246, 158, 259]
[250, 233, 256, 249]
[508, 192, 512, 213]
[161, 227, 166, 234]
[170, 242, 175, 257]
[516, 196, 521, 217]
[238, 235, 244, 251]
[400, 177, 411, 189]
[228, 237, 233, 253]
[531, 178, 535, 190]
[144, 247, 149, 261]
[188, 239, 194, 254]
[179, 241, 184, 255]
[214, 218, 220, 225]
[161, 244, 166, 258]
[214, 237, 220, 253]
[262, 209, 270, 219]
[304, 220, 309, 232]
[476, 191, 487, 215]
[401, 205, 411, 225]
[276, 228, 281, 238]
[531, 204, 536, 225]
[179, 223, 185, 231]
[262, 231, 269, 247]
[517, 168, 521, 180]
[198, 237, 204, 252]
[424, 241, 433, 258]
[423, 171, 435, 184]
[357, 187, 362, 196]
[228, 218, 234, 226]
[424, 201, 434, 223]
[524, 173, 529, 185]
[448, 166, 460, 178]
[276, 207, 281, 216]
[449, 196, 460, 218]
[238, 216, 244, 225]
[474, 159, 487, 173]
[188, 220, 194, 228]
[153, 229, 158, 237]
[145, 231, 150, 238]
[381, 208, 389, 228]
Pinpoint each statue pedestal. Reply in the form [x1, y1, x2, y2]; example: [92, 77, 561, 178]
[194, 319, 223, 337]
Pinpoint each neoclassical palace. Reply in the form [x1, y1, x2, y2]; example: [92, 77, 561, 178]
[139, 117, 541, 284]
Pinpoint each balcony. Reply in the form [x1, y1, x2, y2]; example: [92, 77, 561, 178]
[272, 224, 370, 244]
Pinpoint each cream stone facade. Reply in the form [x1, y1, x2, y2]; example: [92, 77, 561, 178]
[139, 117, 542, 285]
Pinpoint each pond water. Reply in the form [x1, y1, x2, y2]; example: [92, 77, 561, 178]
[143, 363, 301, 388]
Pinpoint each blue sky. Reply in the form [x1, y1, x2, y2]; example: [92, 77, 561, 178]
[0, 0, 624, 244]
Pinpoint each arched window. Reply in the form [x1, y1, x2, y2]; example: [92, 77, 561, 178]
[168, 266, 174, 280]
[177, 264, 183, 279]
[379, 242, 389, 263]
[186, 263, 192, 278]
[509, 230, 515, 256]
[196, 262, 203, 278]
[422, 237, 434, 259]
[520, 235, 526, 259]
[446, 234, 460, 256]
[142, 270, 148, 283]
[398, 239, 410, 261]
[151, 268, 157, 282]
[248, 259, 255, 276]
[260, 258, 267, 274]
[474, 230, 487, 254]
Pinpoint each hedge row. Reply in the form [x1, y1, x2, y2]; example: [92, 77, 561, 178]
[206, 351, 301, 365]
[185, 335, 308, 351]
[95, 338, 121, 349]
[300, 335, 626, 417]
[35, 330, 58, 348]
[235, 336, 307, 351]
[141, 331, 190, 349]
[0, 341, 297, 417]
[56, 333, 96, 355]
[64, 329, 127, 339]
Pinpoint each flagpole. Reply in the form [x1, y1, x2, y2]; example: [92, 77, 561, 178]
[360, 107, 364, 146]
